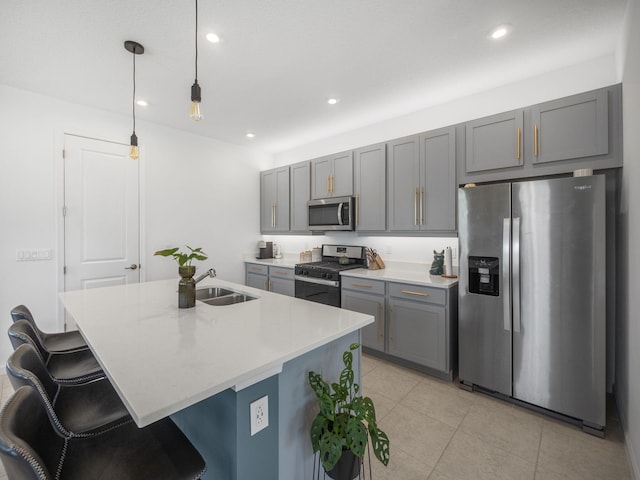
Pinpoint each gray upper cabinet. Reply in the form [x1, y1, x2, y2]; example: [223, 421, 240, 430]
[459, 84, 621, 185]
[530, 89, 608, 164]
[465, 110, 524, 173]
[421, 127, 457, 231]
[311, 151, 353, 199]
[387, 129, 457, 233]
[260, 167, 290, 233]
[387, 135, 420, 231]
[354, 143, 386, 231]
[290, 161, 310, 233]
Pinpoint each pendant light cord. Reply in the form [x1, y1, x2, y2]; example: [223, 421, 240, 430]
[132, 46, 136, 134]
[194, 0, 198, 83]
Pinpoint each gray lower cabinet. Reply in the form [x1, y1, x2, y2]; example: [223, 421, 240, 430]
[245, 263, 294, 297]
[354, 143, 386, 231]
[246, 263, 269, 290]
[261, 167, 290, 233]
[388, 284, 447, 372]
[290, 161, 310, 233]
[268, 266, 295, 297]
[341, 278, 385, 352]
[341, 277, 458, 379]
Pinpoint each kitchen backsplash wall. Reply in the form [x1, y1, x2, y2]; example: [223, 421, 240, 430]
[261, 234, 459, 266]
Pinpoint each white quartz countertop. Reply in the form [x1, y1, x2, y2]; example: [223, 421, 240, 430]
[340, 262, 458, 288]
[243, 254, 299, 268]
[59, 278, 373, 427]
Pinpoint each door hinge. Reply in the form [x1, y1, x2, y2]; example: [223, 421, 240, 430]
[62, 206, 67, 217]
[63, 266, 67, 274]
[62, 149, 66, 159]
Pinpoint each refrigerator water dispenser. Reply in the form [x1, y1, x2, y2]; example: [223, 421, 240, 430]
[468, 256, 499, 296]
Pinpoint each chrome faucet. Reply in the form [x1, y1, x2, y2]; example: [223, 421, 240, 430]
[194, 268, 217, 284]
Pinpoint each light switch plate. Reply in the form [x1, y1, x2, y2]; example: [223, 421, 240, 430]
[250, 395, 269, 436]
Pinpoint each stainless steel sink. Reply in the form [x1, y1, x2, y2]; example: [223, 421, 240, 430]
[196, 287, 257, 306]
[196, 287, 234, 300]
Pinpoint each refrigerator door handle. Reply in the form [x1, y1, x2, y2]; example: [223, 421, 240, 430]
[502, 217, 511, 332]
[513, 217, 521, 333]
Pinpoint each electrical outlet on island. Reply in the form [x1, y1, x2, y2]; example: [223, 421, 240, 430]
[250, 395, 269, 436]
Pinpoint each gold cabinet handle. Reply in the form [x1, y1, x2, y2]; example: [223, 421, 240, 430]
[330, 175, 334, 193]
[351, 282, 373, 288]
[377, 303, 383, 341]
[272, 271, 289, 276]
[534, 124, 539, 157]
[414, 188, 419, 225]
[420, 187, 424, 225]
[400, 290, 429, 297]
[388, 305, 393, 341]
[517, 127, 521, 160]
[251, 267, 262, 272]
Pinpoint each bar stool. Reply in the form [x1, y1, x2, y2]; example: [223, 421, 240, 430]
[10, 304, 88, 353]
[8, 320, 104, 385]
[7, 343, 131, 437]
[0, 385, 207, 480]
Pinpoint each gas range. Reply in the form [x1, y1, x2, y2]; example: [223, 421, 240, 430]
[294, 245, 366, 307]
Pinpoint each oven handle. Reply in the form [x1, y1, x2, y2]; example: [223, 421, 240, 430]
[294, 275, 340, 288]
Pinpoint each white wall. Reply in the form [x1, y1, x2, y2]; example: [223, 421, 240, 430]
[273, 55, 619, 165]
[617, 0, 640, 477]
[0, 84, 271, 367]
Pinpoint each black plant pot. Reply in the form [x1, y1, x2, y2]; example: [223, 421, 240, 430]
[326, 448, 361, 480]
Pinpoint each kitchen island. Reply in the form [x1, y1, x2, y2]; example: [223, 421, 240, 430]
[60, 277, 373, 480]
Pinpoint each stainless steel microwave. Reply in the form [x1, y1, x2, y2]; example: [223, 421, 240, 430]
[308, 196, 355, 231]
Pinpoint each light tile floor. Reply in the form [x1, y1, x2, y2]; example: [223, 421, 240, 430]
[0, 357, 631, 480]
[361, 354, 631, 480]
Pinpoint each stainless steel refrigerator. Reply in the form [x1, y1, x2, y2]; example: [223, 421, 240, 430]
[458, 175, 606, 433]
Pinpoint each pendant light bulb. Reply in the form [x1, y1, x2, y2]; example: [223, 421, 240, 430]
[129, 132, 140, 160]
[190, 81, 203, 122]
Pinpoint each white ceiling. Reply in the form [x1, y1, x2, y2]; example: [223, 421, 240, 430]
[0, 0, 628, 153]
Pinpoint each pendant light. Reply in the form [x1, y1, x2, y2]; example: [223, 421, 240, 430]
[124, 40, 144, 160]
[190, 0, 203, 122]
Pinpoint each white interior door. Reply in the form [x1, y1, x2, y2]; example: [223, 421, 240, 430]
[63, 135, 140, 297]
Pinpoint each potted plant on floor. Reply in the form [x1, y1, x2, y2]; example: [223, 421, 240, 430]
[154, 245, 208, 308]
[308, 343, 390, 479]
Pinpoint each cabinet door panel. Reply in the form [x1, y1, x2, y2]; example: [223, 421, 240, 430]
[387, 135, 420, 231]
[270, 277, 294, 297]
[274, 167, 290, 231]
[388, 298, 446, 371]
[246, 272, 268, 290]
[354, 143, 386, 231]
[261, 170, 277, 232]
[331, 151, 354, 197]
[311, 156, 332, 199]
[465, 110, 524, 173]
[290, 161, 310, 232]
[342, 291, 385, 352]
[421, 128, 456, 231]
[531, 89, 608, 164]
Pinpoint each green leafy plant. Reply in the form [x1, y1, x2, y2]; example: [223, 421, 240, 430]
[308, 343, 390, 473]
[153, 245, 208, 267]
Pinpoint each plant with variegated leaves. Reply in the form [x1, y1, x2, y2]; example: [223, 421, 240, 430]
[308, 343, 390, 472]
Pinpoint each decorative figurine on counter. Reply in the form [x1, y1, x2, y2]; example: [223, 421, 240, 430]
[429, 250, 444, 275]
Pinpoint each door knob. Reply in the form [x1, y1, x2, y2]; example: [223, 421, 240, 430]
[125, 264, 138, 270]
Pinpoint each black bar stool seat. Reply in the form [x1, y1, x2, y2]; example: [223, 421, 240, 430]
[7, 344, 131, 437]
[8, 320, 104, 384]
[11, 304, 88, 353]
[0, 386, 207, 480]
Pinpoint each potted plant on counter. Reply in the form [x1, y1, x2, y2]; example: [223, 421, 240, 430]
[154, 245, 208, 308]
[308, 343, 390, 479]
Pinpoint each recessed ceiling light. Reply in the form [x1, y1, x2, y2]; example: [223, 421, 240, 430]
[327, 98, 339, 105]
[206, 33, 220, 43]
[246, 132, 255, 139]
[136, 99, 148, 107]
[488, 24, 511, 40]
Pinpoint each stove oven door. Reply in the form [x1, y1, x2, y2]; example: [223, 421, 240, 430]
[294, 276, 341, 307]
